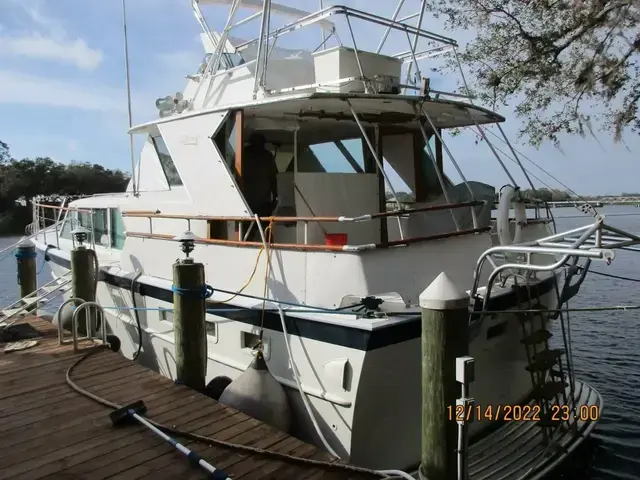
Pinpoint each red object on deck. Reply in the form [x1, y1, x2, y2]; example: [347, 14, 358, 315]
[325, 233, 348, 246]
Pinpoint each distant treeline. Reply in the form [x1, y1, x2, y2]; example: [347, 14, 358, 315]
[0, 140, 130, 235]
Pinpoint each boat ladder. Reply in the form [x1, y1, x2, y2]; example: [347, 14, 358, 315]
[0, 271, 73, 330]
[470, 215, 640, 437]
[517, 284, 574, 439]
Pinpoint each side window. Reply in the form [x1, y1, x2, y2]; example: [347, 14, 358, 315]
[151, 135, 183, 187]
[92, 209, 109, 247]
[212, 112, 237, 170]
[60, 211, 76, 240]
[110, 208, 126, 249]
[59, 209, 111, 248]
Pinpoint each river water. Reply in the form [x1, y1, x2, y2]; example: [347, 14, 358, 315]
[0, 205, 638, 479]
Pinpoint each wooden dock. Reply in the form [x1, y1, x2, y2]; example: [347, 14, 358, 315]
[0, 317, 379, 480]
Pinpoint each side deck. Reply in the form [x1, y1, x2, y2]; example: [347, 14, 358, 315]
[0, 317, 379, 480]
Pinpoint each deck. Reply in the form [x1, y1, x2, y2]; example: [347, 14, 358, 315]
[0, 317, 379, 480]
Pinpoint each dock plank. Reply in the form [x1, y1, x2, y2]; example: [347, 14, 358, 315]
[0, 317, 378, 480]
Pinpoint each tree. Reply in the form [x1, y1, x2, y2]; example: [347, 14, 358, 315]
[0, 140, 9, 162]
[427, 0, 640, 145]
[0, 139, 130, 233]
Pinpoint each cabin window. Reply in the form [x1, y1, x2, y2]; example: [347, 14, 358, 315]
[212, 113, 237, 170]
[92, 209, 109, 247]
[110, 208, 126, 249]
[296, 138, 366, 173]
[151, 135, 183, 187]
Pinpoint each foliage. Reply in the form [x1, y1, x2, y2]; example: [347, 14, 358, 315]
[0, 140, 130, 233]
[385, 191, 416, 202]
[0, 140, 9, 162]
[427, 0, 640, 145]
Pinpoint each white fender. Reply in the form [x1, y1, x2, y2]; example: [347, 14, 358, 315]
[497, 185, 527, 245]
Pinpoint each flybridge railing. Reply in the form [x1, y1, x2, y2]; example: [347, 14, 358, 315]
[191, 2, 465, 102]
[121, 200, 488, 252]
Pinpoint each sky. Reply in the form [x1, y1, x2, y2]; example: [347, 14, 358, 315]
[0, 0, 638, 196]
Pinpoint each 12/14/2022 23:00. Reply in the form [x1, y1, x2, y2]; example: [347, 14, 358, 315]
[447, 404, 601, 422]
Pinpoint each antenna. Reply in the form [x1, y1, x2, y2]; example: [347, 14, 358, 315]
[122, 0, 137, 196]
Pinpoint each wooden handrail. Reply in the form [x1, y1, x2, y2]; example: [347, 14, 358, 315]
[126, 232, 352, 252]
[126, 225, 490, 252]
[121, 200, 486, 223]
[369, 200, 484, 220]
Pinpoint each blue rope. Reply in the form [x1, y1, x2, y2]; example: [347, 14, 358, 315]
[15, 248, 37, 285]
[171, 284, 214, 299]
[14, 249, 37, 259]
[37, 246, 53, 274]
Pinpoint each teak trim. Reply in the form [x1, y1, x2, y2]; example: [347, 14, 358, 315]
[121, 200, 485, 223]
[126, 226, 490, 252]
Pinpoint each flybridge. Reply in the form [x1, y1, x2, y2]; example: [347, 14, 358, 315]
[183, 0, 467, 109]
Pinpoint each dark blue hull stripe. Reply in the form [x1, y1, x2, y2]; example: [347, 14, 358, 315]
[44, 248, 559, 351]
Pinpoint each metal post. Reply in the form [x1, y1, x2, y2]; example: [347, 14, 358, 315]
[419, 105, 479, 228]
[468, 117, 518, 187]
[376, 0, 406, 53]
[121, 0, 137, 196]
[344, 14, 371, 93]
[253, 0, 271, 98]
[496, 123, 537, 192]
[456, 356, 475, 480]
[346, 100, 403, 210]
[319, 0, 326, 49]
[405, 0, 426, 87]
[260, 0, 272, 89]
[413, 109, 461, 231]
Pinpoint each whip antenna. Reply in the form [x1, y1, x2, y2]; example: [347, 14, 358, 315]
[122, 0, 137, 195]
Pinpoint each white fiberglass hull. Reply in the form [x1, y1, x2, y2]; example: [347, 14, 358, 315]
[43, 246, 562, 470]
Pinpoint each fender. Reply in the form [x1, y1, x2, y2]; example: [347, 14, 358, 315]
[497, 185, 527, 245]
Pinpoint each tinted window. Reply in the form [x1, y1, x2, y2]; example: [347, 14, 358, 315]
[110, 208, 126, 249]
[151, 135, 183, 187]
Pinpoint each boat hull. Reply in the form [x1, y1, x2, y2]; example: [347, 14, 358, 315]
[42, 244, 568, 470]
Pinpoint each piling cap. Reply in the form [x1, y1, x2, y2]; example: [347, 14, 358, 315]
[419, 272, 468, 310]
[18, 239, 34, 249]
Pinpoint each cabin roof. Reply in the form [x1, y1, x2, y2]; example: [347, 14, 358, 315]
[130, 93, 505, 136]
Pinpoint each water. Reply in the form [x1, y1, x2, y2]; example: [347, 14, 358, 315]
[1, 206, 639, 478]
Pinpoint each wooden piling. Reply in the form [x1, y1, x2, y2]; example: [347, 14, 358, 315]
[172, 258, 207, 391]
[16, 241, 37, 313]
[70, 246, 96, 336]
[418, 272, 470, 480]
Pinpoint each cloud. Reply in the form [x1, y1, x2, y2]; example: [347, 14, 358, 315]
[0, 70, 125, 112]
[0, 1, 103, 71]
[0, 34, 103, 71]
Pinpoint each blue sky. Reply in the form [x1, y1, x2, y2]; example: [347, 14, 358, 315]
[0, 0, 638, 195]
